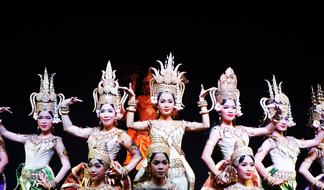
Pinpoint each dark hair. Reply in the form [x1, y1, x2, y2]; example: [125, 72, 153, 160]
[37, 110, 54, 118]
[157, 92, 176, 103]
[88, 158, 108, 169]
[156, 92, 179, 119]
[238, 155, 254, 165]
[221, 99, 237, 106]
[98, 103, 118, 128]
[149, 152, 170, 164]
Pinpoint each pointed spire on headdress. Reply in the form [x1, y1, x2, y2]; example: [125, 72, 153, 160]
[93, 61, 127, 119]
[29, 67, 64, 123]
[260, 75, 294, 125]
[211, 67, 242, 116]
[150, 52, 187, 110]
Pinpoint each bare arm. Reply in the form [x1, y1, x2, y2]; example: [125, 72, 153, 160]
[185, 85, 216, 132]
[120, 132, 142, 173]
[121, 84, 150, 131]
[299, 148, 319, 185]
[201, 128, 221, 175]
[0, 123, 28, 143]
[53, 138, 71, 184]
[61, 97, 92, 139]
[296, 130, 324, 149]
[244, 121, 276, 137]
[0, 150, 8, 174]
[254, 138, 273, 178]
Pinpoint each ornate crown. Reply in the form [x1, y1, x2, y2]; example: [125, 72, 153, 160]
[150, 53, 187, 110]
[146, 137, 170, 163]
[88, 142, 111, 167]
[260, 75, 294, 126]
[309, 84, 324, 129]
[211, 67, 242, 116]
[92, 61, 127, 120]
[230, 144, 254, 167]
[29, 68, 65, 123]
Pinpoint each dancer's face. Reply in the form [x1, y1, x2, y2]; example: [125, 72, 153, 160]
[150, 153, 169, 179]
[37, 111, 53, 132]
[157, 92, 175, 116]
[99, 104, 116, 127]
[220, 99, 237, 122]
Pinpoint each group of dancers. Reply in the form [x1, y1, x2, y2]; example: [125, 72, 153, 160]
[0, 52, 323, 190]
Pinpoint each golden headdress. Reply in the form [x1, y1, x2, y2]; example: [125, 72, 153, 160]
[88, 142, 111, 167]
[260, 75, 295, 126]
[29, 68, 65, 123]
[230, 143, 254, 167]
[309, 84, 324, 129]
[146, 137, 170, 163]
[150, 52, 187, 110]
[92, 61, 127, 120]
[211, 67, 242, 116]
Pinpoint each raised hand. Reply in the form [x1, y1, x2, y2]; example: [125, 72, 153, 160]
[0, 107, 12, 114]
[199, 84, 217, 99]
[37, 171, 57, 189]
[61, 97, 83, 107]
[119, 83, 136, 99]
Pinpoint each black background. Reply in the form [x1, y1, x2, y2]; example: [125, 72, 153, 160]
[1, 16, 323, 189]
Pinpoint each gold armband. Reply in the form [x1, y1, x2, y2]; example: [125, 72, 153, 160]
[128, 99, 138, 107]
[58, 149, 68, 157]
[59, 106, 70, 115]
[197, 100, 208, 108]
[126, 106, 136, 112]
[199, 110, 209, 115]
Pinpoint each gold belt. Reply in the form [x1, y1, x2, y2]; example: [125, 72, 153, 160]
[273, 170, 296, 180]
[169, 158, 184, 168]
[21, 169, 41, 180]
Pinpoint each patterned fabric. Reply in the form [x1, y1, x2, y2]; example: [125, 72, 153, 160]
[16, 165, 54, 190]
[134, 120, 194, 190]
[225, 182, 263, 190]
[61, 163, 117, 190]
[133, 180, 180, 190]
[63, 127, 132, 190]
[202, 125, 250, 189]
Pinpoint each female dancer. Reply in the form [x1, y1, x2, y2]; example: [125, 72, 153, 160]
[122, 53, 215, 190]
[124, 69, 157, 170]
[0, 68, 71, 189]
[0, 107, 10, 190]
[299, 84, 324, 190]
[255, 76, 324, 190]
[60, 61, 141, 190]
[133, 138, 180, 190]
[201, 68, 278, 190]
[225, 144, 263, 190]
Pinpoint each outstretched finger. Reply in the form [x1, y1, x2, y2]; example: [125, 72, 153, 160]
[201, 84, 205, 90]
[4, 107, 12, 114]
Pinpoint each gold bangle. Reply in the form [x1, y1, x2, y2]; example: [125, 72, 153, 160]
[197, 100, 208, 108]
[126, 106, 136, 112]
[199, 110, 209, 115]
[128, 100, 138, 107]
[60, 106, 70, 115]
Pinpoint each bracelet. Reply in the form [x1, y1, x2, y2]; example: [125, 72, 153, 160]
[312, 178, 320, 188]
[60, 106, 70, 115]
[199, 110, 209, 115]
[197, 100, 208, 108]
[120, 166, 129, 178]
[128, 99, 138, 107]
[49, 180, 57, 189]
[126, 106, 136, 112]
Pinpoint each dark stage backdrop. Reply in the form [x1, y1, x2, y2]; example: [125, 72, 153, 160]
[1, 16, 324, 189]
